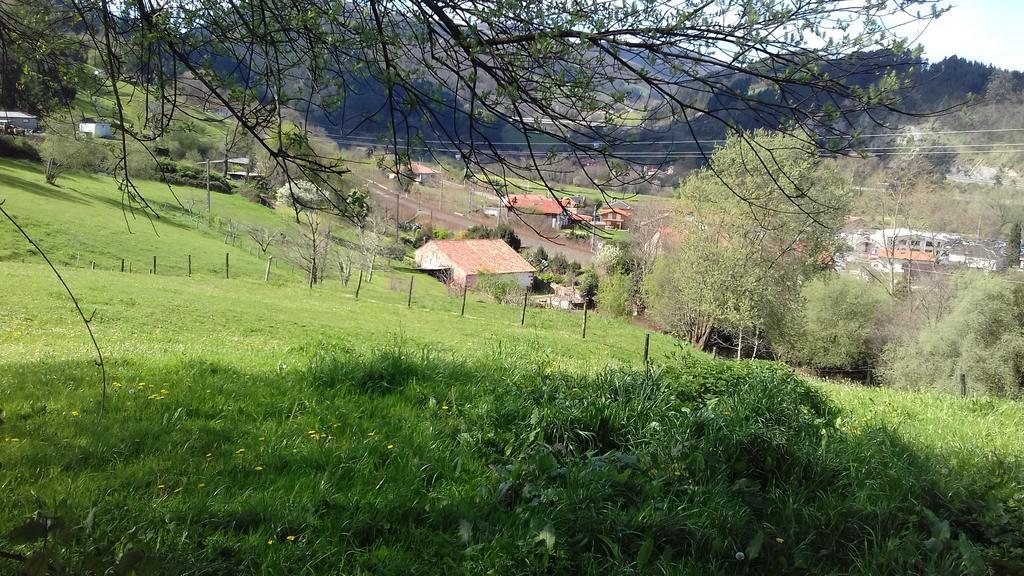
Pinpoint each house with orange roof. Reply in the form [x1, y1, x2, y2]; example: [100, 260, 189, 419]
[597, 200, 634, 229]
[414, 239, 535, 288]
[409, 163, 440, 185]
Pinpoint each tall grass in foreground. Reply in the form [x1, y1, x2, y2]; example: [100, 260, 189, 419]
[1, 344, 1022, 574]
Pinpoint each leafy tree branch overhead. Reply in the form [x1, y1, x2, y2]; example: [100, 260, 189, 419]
[5, 0, 948, 220]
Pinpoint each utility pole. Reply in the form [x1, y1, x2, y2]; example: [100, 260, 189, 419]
[205, 159, 211, 212]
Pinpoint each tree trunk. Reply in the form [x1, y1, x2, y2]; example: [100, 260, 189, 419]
[736, 328, 743, 360]
[752, 327, 760, 359]
[45, 156, 57, 184]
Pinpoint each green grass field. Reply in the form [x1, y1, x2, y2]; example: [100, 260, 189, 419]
[1, 160, 1023, 574]
[0, 158, 296, 279]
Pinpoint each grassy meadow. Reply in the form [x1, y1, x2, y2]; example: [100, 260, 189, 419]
[1, 160, 1024, 574]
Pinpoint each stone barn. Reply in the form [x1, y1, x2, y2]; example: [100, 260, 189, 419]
[415, 239, 535, 288]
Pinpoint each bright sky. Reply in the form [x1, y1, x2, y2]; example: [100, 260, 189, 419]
[910, 1, 1023, 70]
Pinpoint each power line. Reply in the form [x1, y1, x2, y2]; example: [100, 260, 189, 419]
[312, 126, 1024, 148]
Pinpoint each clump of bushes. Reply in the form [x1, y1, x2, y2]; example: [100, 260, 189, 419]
[156, 160, 233, 193]
[462, 224, 521, 251]
[0, 135, 41, 161]
[473, 275, 524, 305]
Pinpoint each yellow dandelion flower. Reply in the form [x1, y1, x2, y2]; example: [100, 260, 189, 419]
[255, 465, 263, 471]
[71, 410, 79, 417]
[387, 444, 394, 449]
[267, 539, 274, 545]
[286, 535, 296, 541]
[775, 537, 784, 543]
[441, 405, 449, 410]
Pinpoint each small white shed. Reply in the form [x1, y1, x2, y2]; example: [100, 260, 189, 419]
[79, 120, 113, 138]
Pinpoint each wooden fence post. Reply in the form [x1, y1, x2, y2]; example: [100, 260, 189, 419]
[152, 255, 156, 274]
[91, 261, 96, 270]
[959, 373, 966, 397]
[120, 258, 125, 273]
[129, 261, 132, 274]
[355, 270, 363, 299]
[460, 284, 467, 317]
[407, 276, 414, 307]
[582, 301, 588, 339]
[225, 253, 230, 279]
[187, 254, 192, 277]
[264, 256, 273, 282]
[520, 288, 528, 326]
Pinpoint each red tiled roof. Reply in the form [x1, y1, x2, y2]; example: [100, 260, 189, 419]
[505, 194, 565, 215]
[423, 239, 536, 274]
[410, 163, 438, 175]
[599, 207, 632, 217]
[568, 212, 593, 222]
[875, 249, 936, 262]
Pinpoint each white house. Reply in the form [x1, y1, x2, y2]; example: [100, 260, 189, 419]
[79, 119, 113, 138]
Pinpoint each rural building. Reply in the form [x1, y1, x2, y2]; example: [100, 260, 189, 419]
[0, 111, 38, 133]
[504, 194, 587, 229]
[868, 228, 948, 264]
[78, 119, 113, 138]
[945, 240, 1006, 271]
[597, 201, 633, 229]
[536, 283, 586, 310]
[197, 157, 260, 180]
[414, 239, 535, 288]
[410, 163, 440, 185]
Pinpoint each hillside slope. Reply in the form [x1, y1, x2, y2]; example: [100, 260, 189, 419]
[0, 158, 295, 278]
[1, 162, 1023, 574]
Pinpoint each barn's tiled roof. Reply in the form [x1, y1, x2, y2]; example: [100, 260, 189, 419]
[410, 163, 438, 175]
[505, 194, 567, 215]
[423, 239, 535, 274]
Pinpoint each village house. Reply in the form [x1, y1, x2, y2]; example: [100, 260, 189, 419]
[868, 228, 948, 264]
[409, 163, 440, 185]
[597, 200, 634, 229]
[414, 239, 535, 288]
[945, 240, 1006, 271]
[197, 157, 261, 180]
[0, 111, 38, 133]
[504, 194, 577, 230]
[78, 118, 113, 138]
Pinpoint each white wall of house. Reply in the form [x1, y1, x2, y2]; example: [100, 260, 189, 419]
[79, 122, 113, 138]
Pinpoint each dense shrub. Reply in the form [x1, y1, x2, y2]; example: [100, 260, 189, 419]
[883, 276, 1024, 398]
[0, 135, 41, 161]
[157, 159, 233, 193]
[596, 271, 632, 317]
[785, 275, 888, 369]
[462, 224, 521, 251]
[473, 275, 523, 305]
